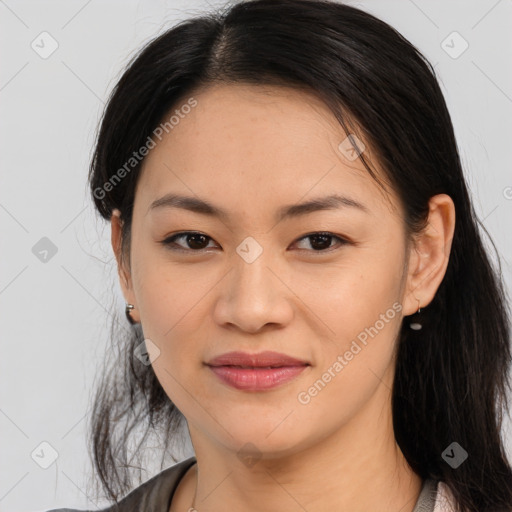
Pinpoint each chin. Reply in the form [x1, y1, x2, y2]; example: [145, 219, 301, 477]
[217, 420, 309, 458]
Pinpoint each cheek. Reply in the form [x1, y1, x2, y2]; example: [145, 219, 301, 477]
[292, 251, 403, 341]
[291, 273, 402, 434]
[295, 252, 404, 390]
[131, 241, 206, 327]
[129, 253, 200, 376]
[136, 268, 210, 418]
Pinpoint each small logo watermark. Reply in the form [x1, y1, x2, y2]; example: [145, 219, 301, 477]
[31, 32, 59, 59]
[32, 237, 58, 263]
[134, 338, 161, 365]
[236, 236, 263, 264]
[31, 441, 59, 469]
[442, 441, 468, 468]
[237, 442, 262, 468]
[338, 134, 366, 161]
[441, 31, 469, 59]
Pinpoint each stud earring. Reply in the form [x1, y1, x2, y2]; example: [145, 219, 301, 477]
[125, 303, 136, 325]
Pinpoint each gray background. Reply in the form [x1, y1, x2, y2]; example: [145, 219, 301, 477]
[1, 0, 511, 510]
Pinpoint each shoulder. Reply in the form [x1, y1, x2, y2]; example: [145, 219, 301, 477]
[433, 481, 457, 512]
[413, 478, 457, 512]
[44, 456, 197, 512]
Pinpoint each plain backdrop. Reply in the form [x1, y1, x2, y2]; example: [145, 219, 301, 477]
[1, 0, 511, 510]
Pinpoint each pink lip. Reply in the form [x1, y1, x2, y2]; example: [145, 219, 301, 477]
[206, 350, 309, 367]
[205, 351, 310, 391]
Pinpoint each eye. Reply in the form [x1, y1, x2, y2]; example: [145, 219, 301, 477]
[292, 232, 349, 253]
[160, 231, 350, 254]
[160, 232, 218, 252]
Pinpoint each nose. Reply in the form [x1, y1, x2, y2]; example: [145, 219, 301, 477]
[213, 251, 294, 334]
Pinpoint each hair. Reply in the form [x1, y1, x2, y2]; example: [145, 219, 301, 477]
[86, 0, 512, 510]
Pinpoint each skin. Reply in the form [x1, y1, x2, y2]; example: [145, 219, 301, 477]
[111, 83, 455, 512]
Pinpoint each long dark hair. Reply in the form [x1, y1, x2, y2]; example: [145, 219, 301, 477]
[86, 1, 512, 510]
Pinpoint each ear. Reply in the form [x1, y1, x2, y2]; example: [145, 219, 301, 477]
[111, 209, 140, 323]
[403, 194, 456, 316]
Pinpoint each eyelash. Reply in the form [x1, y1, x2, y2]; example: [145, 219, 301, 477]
[160, 231, 350, 254]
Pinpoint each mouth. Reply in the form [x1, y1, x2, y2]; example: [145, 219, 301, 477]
[205, 351, 310, 391]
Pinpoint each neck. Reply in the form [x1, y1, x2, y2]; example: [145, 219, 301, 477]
[171, 376, 422, 512]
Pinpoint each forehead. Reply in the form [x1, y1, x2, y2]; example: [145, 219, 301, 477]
[134, 83, 400, 222]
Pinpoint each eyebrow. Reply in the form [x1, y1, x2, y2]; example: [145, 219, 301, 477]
[147, 192, 370, 221]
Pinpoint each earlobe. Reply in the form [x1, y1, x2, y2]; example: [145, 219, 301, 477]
[403, 194, 456, 316]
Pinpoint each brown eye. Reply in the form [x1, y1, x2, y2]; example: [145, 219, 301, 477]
[293, 232, 349, 252]
[161, 232, 217, 251]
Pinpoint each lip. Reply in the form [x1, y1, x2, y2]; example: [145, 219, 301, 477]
[205, 351, 310, 391]
[206, 350, 309, 367]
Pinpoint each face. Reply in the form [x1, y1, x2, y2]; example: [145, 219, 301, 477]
[113, 83, 423, 459]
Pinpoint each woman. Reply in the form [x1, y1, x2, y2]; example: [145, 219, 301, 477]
[48, 0, 512, 511]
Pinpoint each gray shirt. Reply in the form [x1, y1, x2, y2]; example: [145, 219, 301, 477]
[46, 456, 439, 512]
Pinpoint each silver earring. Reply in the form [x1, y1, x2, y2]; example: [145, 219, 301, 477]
[125, 303, 136, 325]
[409, 298, 422, 330]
